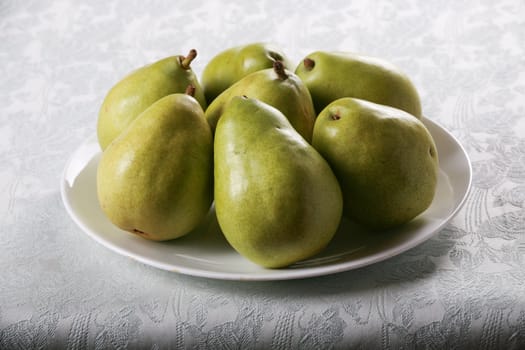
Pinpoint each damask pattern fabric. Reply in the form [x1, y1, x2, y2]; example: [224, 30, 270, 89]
[1, 0, 525, 348]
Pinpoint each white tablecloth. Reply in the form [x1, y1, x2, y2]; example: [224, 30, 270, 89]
[1, 0, 525, 348]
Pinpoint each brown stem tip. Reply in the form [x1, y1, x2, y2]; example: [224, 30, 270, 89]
[273, 60, 288, 80]
[303, 58, 315, 71]
[180, 49, 197, 69]
[185, 84, 196, 97]
[268, 51, 284, 62]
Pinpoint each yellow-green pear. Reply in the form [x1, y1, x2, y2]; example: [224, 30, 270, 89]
[295, 51, 422, 118]
[205, 61, 316, 142]
[97, 91, 213, 241]
[312, 97, 438, 230]
[97, 50, 207, 150]
[214, 96, 343, 268]
[201, 42, 292, 104]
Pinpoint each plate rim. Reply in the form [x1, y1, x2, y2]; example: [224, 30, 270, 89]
[60, 117, 472, 281]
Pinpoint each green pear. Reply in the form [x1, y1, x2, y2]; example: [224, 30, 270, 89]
[201, 42, 293, 104]
[312, 97, 438, 231]
[97, 50, 207, 150]
[295, 51, 422, 118]
[97, 92, 213, 241]
[214, 96, 343, 268]
[205, 61, 316, 142]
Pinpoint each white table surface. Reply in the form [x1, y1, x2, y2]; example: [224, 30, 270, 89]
[1, 0, 525, 348]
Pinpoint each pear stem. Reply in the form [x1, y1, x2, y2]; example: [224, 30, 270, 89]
[303, 58, 315, 70]
[180, 49, 197, 69]
[273, 60, 288, 80]
[185, 84, 196, 97]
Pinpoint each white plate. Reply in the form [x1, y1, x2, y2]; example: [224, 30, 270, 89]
[61, 118, 472, 281]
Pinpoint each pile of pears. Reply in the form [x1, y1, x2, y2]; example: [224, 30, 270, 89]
[96, 43, 439, 269]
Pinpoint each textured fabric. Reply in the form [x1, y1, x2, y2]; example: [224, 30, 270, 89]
[1, 0, 525, 348]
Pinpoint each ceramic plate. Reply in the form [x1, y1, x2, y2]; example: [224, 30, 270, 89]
[61, 118, 472, 281]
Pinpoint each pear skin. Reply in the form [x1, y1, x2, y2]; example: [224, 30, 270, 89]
[97, 50, 207, 150]
[214, 96, 343, 268]
[202, 42, 293, 104]
[205, 61, 316, 142]
[295, 51, 422, 118]
[312, 97, 438, 230]
[97, 93, 213, 241]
